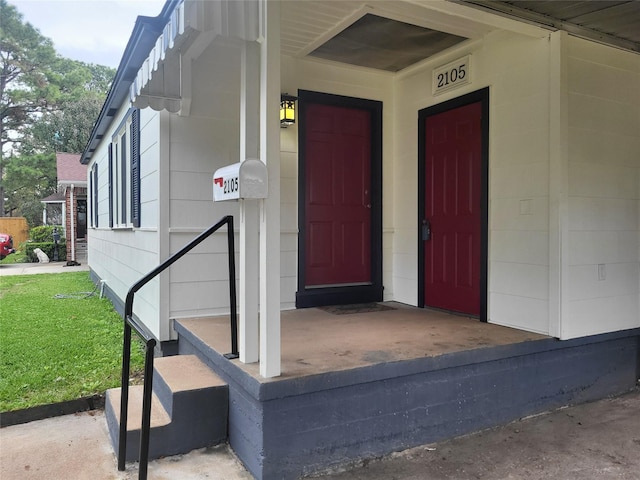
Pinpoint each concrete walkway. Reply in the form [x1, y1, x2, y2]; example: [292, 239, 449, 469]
[0, 261, 89, 276]
[1, 389, 638, 479]
[0, 410, 251, 480]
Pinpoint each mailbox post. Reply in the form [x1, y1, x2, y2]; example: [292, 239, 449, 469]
[213, 159, 268, 366]
[52, 227, 61, 262]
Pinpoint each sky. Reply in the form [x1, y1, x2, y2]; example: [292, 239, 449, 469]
[10, 0, 167, 69]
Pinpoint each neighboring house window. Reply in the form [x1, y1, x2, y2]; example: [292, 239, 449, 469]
[109, 108, 141, 228]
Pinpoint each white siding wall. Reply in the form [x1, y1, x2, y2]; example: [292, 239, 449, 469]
[167, 40, 242, 322]
[280, 123, 298, 308]
[564, 37, 640, 337]
[394, 31, 552, 333]
[88, 106, 163, 338]
[485, 32, 552, 334]
[90, 26, 638, 343]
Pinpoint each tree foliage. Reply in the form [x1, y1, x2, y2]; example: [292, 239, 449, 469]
[1, 0, 57, 214]
[22, 90, 106, 155]
[3, 152, 57, 227]
[0, 0, 115, 218]
[10, 52, 115, 156]
[0, 0, 59, 152]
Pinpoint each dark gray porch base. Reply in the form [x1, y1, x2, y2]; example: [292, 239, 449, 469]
[176, 321, 639, 480]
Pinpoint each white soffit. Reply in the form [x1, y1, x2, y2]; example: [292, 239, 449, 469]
[130, 0, 260, 113]
[280, 0, 547, 59]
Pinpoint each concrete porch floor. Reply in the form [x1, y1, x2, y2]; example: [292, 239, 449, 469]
[177, 302, 548, 380]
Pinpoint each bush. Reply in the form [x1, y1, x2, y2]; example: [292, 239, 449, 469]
[25, 241, 67, 262]
[29, 225, 64, 243]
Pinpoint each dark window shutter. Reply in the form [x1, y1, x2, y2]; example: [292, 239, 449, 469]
[121, 133, 127, 224]
[130, 109, 141, 228]
[108, 143, 114, 228]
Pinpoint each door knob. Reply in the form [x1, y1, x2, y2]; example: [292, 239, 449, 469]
[422, 219, 431, 241]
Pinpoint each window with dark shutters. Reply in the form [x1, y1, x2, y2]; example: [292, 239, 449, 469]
[108, 107, 140, 229]
[130, 108, 141, 227]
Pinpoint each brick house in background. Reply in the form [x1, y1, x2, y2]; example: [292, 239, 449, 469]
[42, 153, 88, 264]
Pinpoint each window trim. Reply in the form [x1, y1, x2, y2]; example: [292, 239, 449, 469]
[90, 164, 99, 228]
[108, 108, 141, 229]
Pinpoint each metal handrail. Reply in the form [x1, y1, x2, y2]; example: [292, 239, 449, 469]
[117, 215, 238, 479]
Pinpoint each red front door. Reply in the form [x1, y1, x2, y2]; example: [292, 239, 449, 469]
[424, 101, 482, 315]
[304, 103, 372, 287]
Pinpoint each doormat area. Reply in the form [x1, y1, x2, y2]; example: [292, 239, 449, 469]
[318, 303, 396, 315]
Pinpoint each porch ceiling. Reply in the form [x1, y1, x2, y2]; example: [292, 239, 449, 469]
[307, 13, 468, 72]
[459, 0, 640, 53]
[280, 0, 639, 73]
[280, 0, 495, 71]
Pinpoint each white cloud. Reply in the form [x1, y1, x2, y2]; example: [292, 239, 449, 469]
[10, 0, 166, 68]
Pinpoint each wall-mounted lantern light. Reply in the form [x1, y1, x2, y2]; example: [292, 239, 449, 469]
[280, 94, 297, 127]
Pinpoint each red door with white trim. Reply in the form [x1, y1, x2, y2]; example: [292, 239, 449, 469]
[423, 101, 482, 315]
[304, 103, 372, 287]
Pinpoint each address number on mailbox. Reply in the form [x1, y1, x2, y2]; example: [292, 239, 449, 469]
[221, 177, 239, 194]
[213, 159, 268, 202]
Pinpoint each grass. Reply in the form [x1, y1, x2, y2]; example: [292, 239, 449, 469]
[0, 272, 144, 412]
[0, 249, 28, 264]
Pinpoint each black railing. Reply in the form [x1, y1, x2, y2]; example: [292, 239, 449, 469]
[118, 215, 238, 479]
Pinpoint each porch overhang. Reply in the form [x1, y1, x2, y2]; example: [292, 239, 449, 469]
[129, 0, 186, 113]
[129, 0, 260, 114]
[40, 192, 66, 204]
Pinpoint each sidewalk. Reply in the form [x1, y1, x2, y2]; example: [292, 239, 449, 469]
[1, 389, 638, 479]
[0, 261, 89, 276]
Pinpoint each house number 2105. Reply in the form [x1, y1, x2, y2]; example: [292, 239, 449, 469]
[437, 64, 466, 88]
[433, 56, 471, 95]
[224, 177, 239, 194]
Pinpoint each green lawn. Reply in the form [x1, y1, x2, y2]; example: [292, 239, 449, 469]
[0, 249, 28, 264]
[0, 272, 144, 412]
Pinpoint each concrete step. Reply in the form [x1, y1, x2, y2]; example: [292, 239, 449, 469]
[105, 354, 228, 462]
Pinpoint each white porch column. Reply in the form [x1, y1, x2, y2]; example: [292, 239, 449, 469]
[548, 31, 570, 339]
[239, 40, 261, 364]
[259, 0, 281, 378]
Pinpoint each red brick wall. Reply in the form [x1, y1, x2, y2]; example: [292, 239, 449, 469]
[65, 187, 87, 260]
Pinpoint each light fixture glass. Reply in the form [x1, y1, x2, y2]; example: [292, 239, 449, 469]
[280, 94, 297, 127]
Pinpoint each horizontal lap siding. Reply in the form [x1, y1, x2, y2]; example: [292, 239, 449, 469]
[394, 31, 551, 333]
[88, 106, 162, 337]
[165, 40, 241, 321]
[565, 37, 640, 338]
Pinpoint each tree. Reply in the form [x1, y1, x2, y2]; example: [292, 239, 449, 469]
[0, 0, 58, 215]
[84, 63, 116, 95]
[1, 1, 115, 216]
[22, 88, 107, 155]
[20, 58, 114, 154]
[3, 152, 57, 227]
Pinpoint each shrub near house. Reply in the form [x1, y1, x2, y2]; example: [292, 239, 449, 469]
[25, 225, 66, 262]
